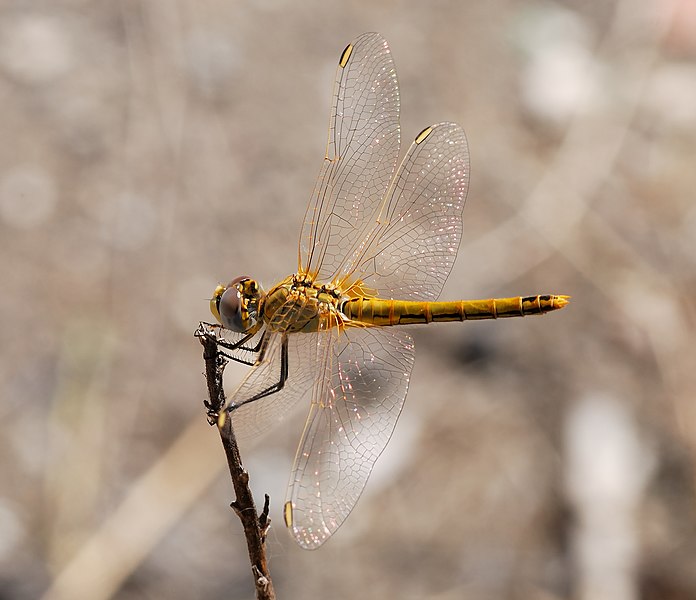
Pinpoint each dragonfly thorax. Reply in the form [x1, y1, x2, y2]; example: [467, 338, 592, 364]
[262, 274, 346, 333]
[210, 276, 264, 333]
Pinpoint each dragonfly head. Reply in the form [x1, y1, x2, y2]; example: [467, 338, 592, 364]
[210, 276, 264, 333]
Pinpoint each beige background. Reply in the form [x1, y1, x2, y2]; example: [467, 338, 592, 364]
[1, 1, 695, 598]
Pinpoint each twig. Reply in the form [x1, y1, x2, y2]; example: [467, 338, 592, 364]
[196, 324, 276, 600]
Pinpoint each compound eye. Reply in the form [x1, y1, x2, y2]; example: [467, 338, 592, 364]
[218, 285, 245, 332]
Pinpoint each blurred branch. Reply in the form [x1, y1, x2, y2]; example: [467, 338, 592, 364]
[460, 0, 677, 297]
[41, 411, 225, 600]
[196, 323, 276, 600]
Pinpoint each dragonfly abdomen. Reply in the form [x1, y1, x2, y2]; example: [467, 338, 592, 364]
[342, 295, 569, 326]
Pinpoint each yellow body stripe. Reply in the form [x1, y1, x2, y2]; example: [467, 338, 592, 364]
[343, 295, 569, 326]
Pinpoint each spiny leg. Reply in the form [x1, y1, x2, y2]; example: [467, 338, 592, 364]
[216, 328, 267, 367]
[228, 334, 289, 412]
[198, 321, 265, 353]
[217, 331, 266, 354]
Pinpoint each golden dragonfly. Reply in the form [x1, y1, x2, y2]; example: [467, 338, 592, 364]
[207, 32, 568, 549]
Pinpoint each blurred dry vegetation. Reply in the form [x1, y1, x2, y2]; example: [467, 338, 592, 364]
[1, 1, 696, 599]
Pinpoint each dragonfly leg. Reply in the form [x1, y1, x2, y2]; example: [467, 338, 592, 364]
[228, 335, 289, 411]
[215, 328, 268, 366]
[216, 331, 263, 352]
[217, 351, 256, 367]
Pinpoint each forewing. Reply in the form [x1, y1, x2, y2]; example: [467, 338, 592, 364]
[284, 324, 415, 549]
[225, 331, 317, 442]
[341, 122, 469, 300]
[300, 32, 400, 281]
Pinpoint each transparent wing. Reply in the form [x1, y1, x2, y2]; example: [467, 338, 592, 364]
[225, 330, 318, 441]
[300, 32, 400, 281]
[285, 323, 415, 549]
[337, 122, 469, 300]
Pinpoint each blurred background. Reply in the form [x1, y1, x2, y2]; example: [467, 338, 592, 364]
[2, 0, 695, 598]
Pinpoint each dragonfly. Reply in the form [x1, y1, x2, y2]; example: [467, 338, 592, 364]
[207, 32, 568, 550]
